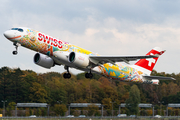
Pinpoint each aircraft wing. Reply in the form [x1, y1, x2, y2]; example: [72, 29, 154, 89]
[89, 55, 158, 65]
[143, 76, 176, 80]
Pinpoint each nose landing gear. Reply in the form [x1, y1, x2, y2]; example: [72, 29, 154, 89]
[12, 51, 18, 55]
[12, 42, 20, 55]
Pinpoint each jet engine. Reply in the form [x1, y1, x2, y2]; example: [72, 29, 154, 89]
[68, 52, 90, 68]
[152, 79, 159, 85]
[34, 53, 54, 69]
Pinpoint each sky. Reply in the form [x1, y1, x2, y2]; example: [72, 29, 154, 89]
[1, 0, 180, 75]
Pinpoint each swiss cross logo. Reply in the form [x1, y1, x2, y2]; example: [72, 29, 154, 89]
[135, 48, 165, 71]
[146, 53, 156, 67]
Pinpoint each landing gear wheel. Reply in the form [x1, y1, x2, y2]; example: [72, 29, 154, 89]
[63, 73, 71, 79]
[85, 73, 93, 79]
[89, 73, 93, 79]
[63, 66, 71, 79]
[67, 73, 71, 78]
[12, 51, 18, 55]
[85, 73, 89, 78]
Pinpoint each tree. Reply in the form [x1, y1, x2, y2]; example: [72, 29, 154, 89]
[102, 98, 112, 109]
[161, 83, 168, 98]
[29, 82, 47, 103]
[0, 67, 11, 106]
[20, 73, 37, 102]
[167, 82, 179, 96]
[6, 102, 16, 116]
[125, 85, 140, 115]
[54, 104, 67, 116]
[8, 68, 24, 103]
[87, 104, 99, 116]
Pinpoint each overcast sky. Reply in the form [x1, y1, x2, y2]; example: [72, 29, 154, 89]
[1, 0, 180, 74]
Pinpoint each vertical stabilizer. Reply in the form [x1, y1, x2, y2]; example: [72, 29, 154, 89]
[131, 47, 165, 75]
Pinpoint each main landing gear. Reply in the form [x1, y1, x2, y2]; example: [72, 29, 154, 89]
[63, 66, 71, 79]
[85, 71, 93, 79]
[63, 66, 93, 79]
[63, 72, 71, 79]
[12, 42, 20, 55]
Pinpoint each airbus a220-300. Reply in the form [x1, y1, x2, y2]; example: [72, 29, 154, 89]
[4, 27, 175, 85]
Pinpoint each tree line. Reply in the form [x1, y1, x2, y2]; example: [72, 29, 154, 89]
[0, 66, 179, 116]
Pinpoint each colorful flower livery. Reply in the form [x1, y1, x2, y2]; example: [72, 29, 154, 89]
[99, 63, 143, 83]
[4, 27, 175, 85]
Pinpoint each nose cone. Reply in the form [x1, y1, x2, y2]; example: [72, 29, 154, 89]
[3, 30, 15, 39]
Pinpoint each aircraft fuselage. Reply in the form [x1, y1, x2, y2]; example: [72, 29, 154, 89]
[3, 27, 160, 85]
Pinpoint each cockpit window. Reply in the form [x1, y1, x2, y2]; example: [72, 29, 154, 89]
[11, 28, 18, 30]
[18, 28, 23, 32]
[11, 28, 24, 32]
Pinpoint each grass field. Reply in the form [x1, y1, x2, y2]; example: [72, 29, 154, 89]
[0, 118, 177, 120]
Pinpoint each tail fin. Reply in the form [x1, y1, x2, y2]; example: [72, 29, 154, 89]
[132, 47, 165, 75]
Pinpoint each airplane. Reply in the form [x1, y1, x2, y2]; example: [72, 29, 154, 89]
[3, 27, 175, 85]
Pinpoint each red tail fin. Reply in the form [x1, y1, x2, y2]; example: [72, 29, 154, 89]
[133, 47, 165, 75]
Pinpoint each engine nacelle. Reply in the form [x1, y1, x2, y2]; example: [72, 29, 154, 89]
[152, 79, 159, 85]
[53, 51, 69, 63]
[34, 53, 54, 69]
[68, 52, 90, 68]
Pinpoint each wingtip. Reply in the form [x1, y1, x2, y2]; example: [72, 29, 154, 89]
[152, 49, 166, 57]
[153, 47, 166, 54]
[168, 77, 176, 80]
[153, 54, 160, 57]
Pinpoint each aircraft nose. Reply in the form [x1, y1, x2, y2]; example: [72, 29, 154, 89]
[3, 30, 15, 39]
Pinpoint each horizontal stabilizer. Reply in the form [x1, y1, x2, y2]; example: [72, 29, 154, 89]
[143, 76, 176, 80]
